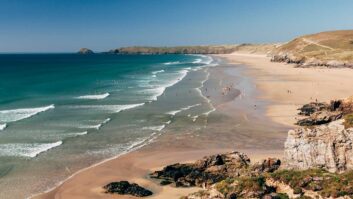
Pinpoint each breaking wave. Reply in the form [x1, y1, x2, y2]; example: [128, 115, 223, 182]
[0, 141, 63, 158]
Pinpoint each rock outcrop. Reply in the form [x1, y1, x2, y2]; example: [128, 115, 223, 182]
[78, 48, 94, 54]
[103, 181, 153, 197]
[285, 97, 353, 173]
[296, 100, 348, 126]
[150, 152, 282, 189]
[150, 151, 260, 188]
[285, 119, 353, 173]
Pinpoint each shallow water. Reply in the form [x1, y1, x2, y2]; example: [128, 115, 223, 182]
[0, 54, 216, 199]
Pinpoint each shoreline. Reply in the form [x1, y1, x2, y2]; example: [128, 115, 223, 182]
[34, 55, 289, 199]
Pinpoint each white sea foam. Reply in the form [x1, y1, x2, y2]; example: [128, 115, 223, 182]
[141, 69, 189, 101]
[166, 110, 182, 116]
[166, 104, 201, 116]
[67, 131, 88, 137]
[190, 115, 199, 122]
[76, 93, 110, 100]
[102, 118, 111, 124]
[0, 123, 6, 131]
[192, 58, 202, 64]
[164, 61, 181, 65]
[0, 104, 55, 123]
[202, 107, 216, 116]
[67, 103, 144, 113]
[0, 141, 62, 158]
[79, 118, 111, 130]
[80, 124, 102, 130]
[143, 87, 166, 101]
[151, 70, 165, 75]
[165, 120, 171, 124]
[142, 125, 165, 131]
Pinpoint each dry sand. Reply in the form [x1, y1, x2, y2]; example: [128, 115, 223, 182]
[220, 52, 353, 126]
[35, 52, 353, 199]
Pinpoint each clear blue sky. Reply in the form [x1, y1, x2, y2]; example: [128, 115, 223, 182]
[1, 0, 353, 52]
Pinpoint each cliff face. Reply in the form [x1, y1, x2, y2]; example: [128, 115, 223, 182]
[285, 119, 353, 173]
[271, 30, 353, 68]
[285, 97, 353, 173]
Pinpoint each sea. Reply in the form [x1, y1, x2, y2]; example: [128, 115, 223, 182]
[0, 53, 217, 198]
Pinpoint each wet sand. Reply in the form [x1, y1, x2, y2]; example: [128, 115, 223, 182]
[35, 57, 287, 199]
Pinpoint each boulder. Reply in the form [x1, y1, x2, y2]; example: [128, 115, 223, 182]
[285, 119, 353, 172]
[103, 181, 152, 197]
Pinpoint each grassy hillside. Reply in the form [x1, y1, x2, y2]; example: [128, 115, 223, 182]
[272, 30, 353, 66]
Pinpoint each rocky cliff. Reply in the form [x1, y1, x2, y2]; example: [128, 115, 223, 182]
[285, 97, 353, 173]
[285, 119, 353, 173]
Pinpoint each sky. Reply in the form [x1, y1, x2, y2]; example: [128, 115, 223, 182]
[0, 0, 353, 52]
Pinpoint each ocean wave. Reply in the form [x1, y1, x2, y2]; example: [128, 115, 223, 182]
[0, 104, 55, 123]
[190, 115, 199, 122]
[65, 131, 88, 137]
[202, 107, 216, 116]
[142, 125, 165, 131]
[0, 123, 6, 131]
[141, 69, 189, 101]
[79, 118, 111, 130]
[0, 141, 62, 158]
[76, 93, 110, 100]
[192, 58, 202, 64]
[151, 70, 165, 75]
[166, 103, 201, 116]
[142, 87, 166, 101]
[164, 61, 181, 65]
[67, 103, 144, 113]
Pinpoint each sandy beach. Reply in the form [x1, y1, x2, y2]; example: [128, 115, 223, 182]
[35, 53, 353, 199]
[220, 53, 353, 127]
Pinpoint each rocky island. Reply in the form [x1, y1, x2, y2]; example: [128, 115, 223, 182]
[78, 48, 94, 54]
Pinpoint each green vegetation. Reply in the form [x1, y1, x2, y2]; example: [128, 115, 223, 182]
[271, 169, 353, 198]
[214, 176, 269, 198]
[344, 113, 353, 128]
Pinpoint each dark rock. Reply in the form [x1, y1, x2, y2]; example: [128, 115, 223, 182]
[103, 181, 152, 197]
[160, 180, 172, 186]
[298, 102, 329, 116]
[150, 151, 252, 188]
[330, 100, 342, 111]
[227, 193, 237, 199]
[296, 110, 343, 126]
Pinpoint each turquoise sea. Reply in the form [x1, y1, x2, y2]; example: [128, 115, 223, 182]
[0, 54, 217, 198]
